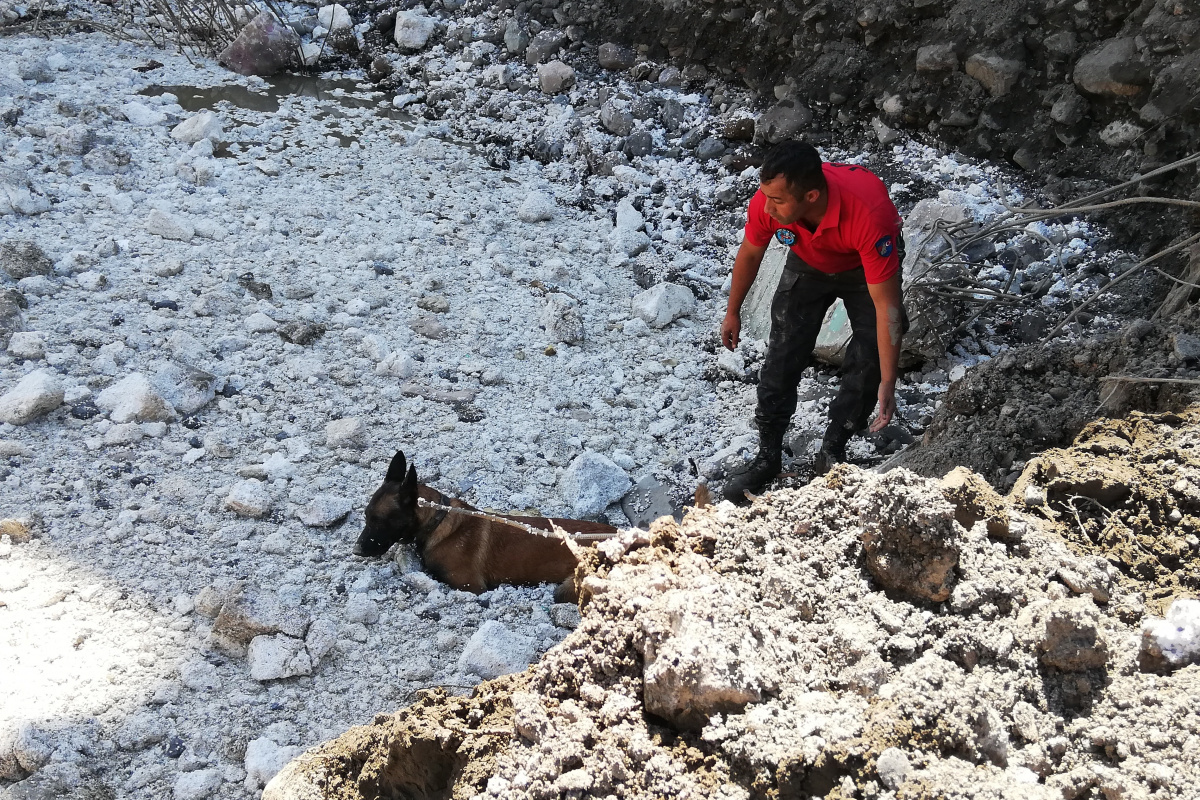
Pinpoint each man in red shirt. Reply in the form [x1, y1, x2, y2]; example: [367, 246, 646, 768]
[720, 141, 907, 503]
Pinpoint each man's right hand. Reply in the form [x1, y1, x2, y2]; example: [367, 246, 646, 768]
[720, 310, 741, 351]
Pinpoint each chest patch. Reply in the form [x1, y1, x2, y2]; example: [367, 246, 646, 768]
[775, 229, 797, 246]
[875, 235, 894, 258]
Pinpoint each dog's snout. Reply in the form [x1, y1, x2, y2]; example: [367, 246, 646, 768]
[353, 527, 394, 558]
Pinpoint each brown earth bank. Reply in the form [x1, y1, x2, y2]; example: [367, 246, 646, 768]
[263, 422, 1200, 800]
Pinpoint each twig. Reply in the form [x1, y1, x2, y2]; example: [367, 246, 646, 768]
[1042, 231, 1200, 340]
[1099, 376, 1200, 387]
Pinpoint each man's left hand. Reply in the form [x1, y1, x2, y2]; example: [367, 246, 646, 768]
[870, 382, 896, 432]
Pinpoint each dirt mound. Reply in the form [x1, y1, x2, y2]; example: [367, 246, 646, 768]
[1013, 409, 1200, 613]
[264, 466, 1200, 799]
[901, 311, 1200, 490]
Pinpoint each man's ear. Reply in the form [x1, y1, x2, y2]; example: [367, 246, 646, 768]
[804, 188, 821, 204]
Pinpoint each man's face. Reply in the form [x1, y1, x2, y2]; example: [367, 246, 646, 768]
[759, 175, 819, 226]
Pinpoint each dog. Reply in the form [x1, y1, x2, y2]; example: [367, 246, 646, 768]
[354, 451, 617, 601]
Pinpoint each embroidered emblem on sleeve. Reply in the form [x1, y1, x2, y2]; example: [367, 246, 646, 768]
[775, 229, 796, 246]
[875, 235, 894, 257]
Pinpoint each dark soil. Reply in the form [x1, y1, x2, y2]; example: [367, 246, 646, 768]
[901, 307, 1200, 489]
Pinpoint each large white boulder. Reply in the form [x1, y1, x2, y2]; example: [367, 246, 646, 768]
[631, 283, 696, 328]
[560, 451, 631, 517]
[0, 369, 63, 425]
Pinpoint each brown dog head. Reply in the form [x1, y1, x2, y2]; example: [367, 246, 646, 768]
[354, 451, 420, 557]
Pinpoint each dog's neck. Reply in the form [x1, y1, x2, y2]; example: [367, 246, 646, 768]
[412, 492, 452, 546]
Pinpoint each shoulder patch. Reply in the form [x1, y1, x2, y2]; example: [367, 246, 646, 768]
[775, 229, 797, 246]
[875, 235, 894, 258]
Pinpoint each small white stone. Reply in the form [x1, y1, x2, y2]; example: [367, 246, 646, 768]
[248, 634, 312, 681]
[76, 270, 107, 291]
[0, 369, 64, 425]
[317, 3, 351, 31]
[244, 738, 303, 789]
[297, 495, 353, 528]
[7, 332, 45, 360]
[326, 417, 366, 449]
[375, 350, 415, 378]
[394, 10, 438, 50]
[171, 111, 223, 144]
[246, 312, 278, 333]
[345, 595, 380, 625]
[458, 620, 537, 679]
[173, 768, 222, 800]
[96, 373, 174, 423]
[517, 192, 555, 223]
[145, 209, 195, 241]
[631, 283, 696, 328]
[560, 451, 631, 517]
[226, 479, 272, 518]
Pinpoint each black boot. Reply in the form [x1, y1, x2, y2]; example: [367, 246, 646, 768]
[813, 420, 854, 476]
[722, 427, 784, 505]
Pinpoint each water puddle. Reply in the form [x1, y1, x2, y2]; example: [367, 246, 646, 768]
[141, 74, 490, 155]
[141, 75, 372, 114]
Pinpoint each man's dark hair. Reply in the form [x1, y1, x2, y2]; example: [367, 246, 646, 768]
[759, 141, 826, 198]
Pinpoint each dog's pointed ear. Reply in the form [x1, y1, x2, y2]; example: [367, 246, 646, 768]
[386, 451, 407, 484]
[402, 464, 418, 498]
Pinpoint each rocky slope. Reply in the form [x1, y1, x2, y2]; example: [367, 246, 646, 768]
[260, 428, 1200, 799]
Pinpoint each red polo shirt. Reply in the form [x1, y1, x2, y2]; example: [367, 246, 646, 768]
[744, 162, 902, 284]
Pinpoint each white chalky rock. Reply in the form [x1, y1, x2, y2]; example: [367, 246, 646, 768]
[145, 209, 195, 241]
[394, 10, 438, 50]
[615, 198, 644, 231]
[174, 768, 222, 800]
[459, 620, 537, 679]
[76, 271, 106, 291]
[560, 451, 631, 517]
[248, 634, 312, 680]
[246, 312, 279, 333]
[263, 452, 295, 482]
[150, 360, 217, 414]
[7, 331, 45, 360]
[632, 283, 696, 328]
[170, 111, 223, 144]
[375, 350, 415, 378]
[609, 227, 651, 257]
[537, 60, 575, 94]
[245, 738, 304, 789]
[517, 192, 555, 223]
[297, 495, 353, 527]
[326, 417, 366, 449]
[1141, 598, 1200, 671]
[345, 595, 380, 625]
[0, 369, 63, 425]
[260, 526, 291, 554]
[178, 659, 220, 691]
[225, 479, 272, 518]
[876, 748, 912, 790]
[542, 294, 584, 344]
[317, 3, 351, 31]
[96, 373, 175, 423]
[121, 101, 167, 127]
[305, 618, 338, 664]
